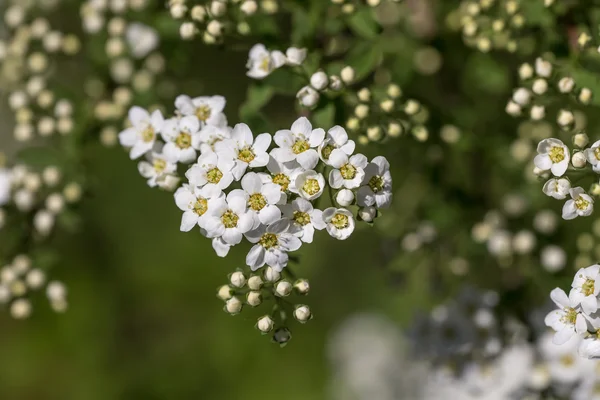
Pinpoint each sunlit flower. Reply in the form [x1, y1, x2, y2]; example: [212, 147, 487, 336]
[138, 145, 178, 188]
[203, 191, 255, 247]
[329, 152, 368, 189]
[185, 151, 235, 191]
[215, 123, 271, 180]
[584, 140, 600, 173]
[544, 288, 588, 345]
[534, 138, 570, 177]
[125, 22, 159, 59]
[280, 198, 326, 243]
[230, 172, 282, 228]
[161, 116, 201, 163]
[562, 187, 594, 220]
[244, 219, 302, 271]
[175, 95, 227, 128]
[271, 117, 325, 170]
[318, 126, 355, 165]
[295, 170, 325, 201]
[543, 178, 571, 199]
[357, 156, 392, 209]
[119, 106, 164, 159]
[323, 207, 355, 240]
[174, 184, 224, 232]
[246, 44, 286, 79]
[570, 264, 600, 314]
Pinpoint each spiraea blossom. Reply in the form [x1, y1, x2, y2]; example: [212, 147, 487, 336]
[357, 156, 393, 209]
[271, 117, 325, 170]
[534, 138, 570, 177]
[175, 95, 227, 128]
[562, 187, 594, 220]
[246, 44, 286, 79]
[543, 178, 571, 200]
[119, 107, 164, 159]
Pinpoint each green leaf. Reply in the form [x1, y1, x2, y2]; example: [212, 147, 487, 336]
[346, 9, 380, 40]
[240, 84, 275, 121]
[312, 103, 335, 128]
[16, 147, 64, 169]
[346, 41, 383, 81]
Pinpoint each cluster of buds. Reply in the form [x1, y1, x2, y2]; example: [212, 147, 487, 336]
[345, 84, 428, 144]
[170, 0, 278, 43]
[217, 267, 311, 345]
[329, 0, 402, 15]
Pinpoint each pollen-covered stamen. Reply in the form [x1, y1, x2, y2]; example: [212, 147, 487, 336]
[561, 307, 578, 325]
[292, 138, 310, 154]
[321, 144, 334, 160]
[272, 173, 290, 192]
[340, 163, 357, 180]
[249, 193, 267, 211]
[206, 167, 223, 184]
[153, 159, 166, 173]
[293, 211, 311, 226]
[175, 132, 192, 149]
[302, 178, 320, 196]
[238, 146, 255, 163]
[221, 210, 239, 228]
[549, 146, 565, 163]
[141, 126, 155, 142]
[583, 278, 595, 296]
[195, 105, 211, 122]
[193, 198, 208, 216]
[595, 147, 600, 161]
[259, 232, 278, 249]
[575, 196, 590, 210]
[259, 56, 271, 72]
[560, 354, 575, 366]
[368, 175, 384, 193]
[331, 213, 349, 229]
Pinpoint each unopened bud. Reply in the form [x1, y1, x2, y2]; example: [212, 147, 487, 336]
[293, 305, 312, 323]
[264, 266, 281, 282]
[572, 152, 587, 168]
[217, 285, 233, 300]
[275, 280, 292, 297]
[246, 291, 262, 307]
[358, 206, 377, 222]
[294, 279, 310, 294]
[256, 315, 274, 333]
[248, 275, 263, 290]
[573, 133, 589, 148]
[229, 271, 246, 288]
[225, 296, 242, 314]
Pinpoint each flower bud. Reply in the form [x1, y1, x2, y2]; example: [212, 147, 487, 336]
[170, 3, 187, 19]
[246, 291, 262, 307]
[217, 284, 233, 300]
[572, 152, 587, 168]
[285, 47, 306, 65]
[505, 101, 521, 116]
[512, 88, 530, 106]
[26, 269, 45, 289]
[34, 210, 54, 236]
[558, 77, 575, 93]
[535, 58, 552, 78]
[294, 279, 310, 295]
[273, 327, 292, 345]
[336, 189, 354, 206]
[358, 206, 377, 222]
[296, 86, 320, 107]
[530, 105, 545, 121]
[310, 71, 329, 91]
[579, 88, 593, 105]
[256, 315, 274, 333]
[209, 1, 227, 17]
[380, 99, 394, 113]
[354, 104, 369, 119]
[229, 271, 246, 288]
[191, 5, 207, 21]
[275, 280, 292, 297]
[557, 109, 574, 129]
[248, 275, 263, 290]
[519, 63, 533, 80]
[367, 126, 382, 141]
[346, 117, 360, 131]
[180, 22, 196, 40]
[387, 84, 402, 98]
[46, 193, 65, 214]
[579, 338, 600, 359]
[404, 100, 420, 115]
[11, 298, 31, 319]
[573, 132, 589, 148]
[329, 75, 343, 91]
[207, 20, 222, 37]
[293, 305, 312, 323]
[225, 296, 242, 314]
[357, 88, 371, 102]
[387, 122, 403, 138]
[340, 66, 355, 84]
[532, 78, 548, 95]
[264, 266, 281, 282]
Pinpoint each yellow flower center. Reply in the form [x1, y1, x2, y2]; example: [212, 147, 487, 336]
[331, 213, 349, 229]
[259, 233, 278, 249]
[153, 159, 166, 173]
[561, 307, 578, 325]
[238, 147, 255, 163]
[583, 278, 595, 296]
[368, 176, 384, 193]
[221, 210, 239, 228]
[141, 126, 155, 143]
[193, 198, 208, 216]
[206, 167, 223, 184]
[272, 173, 290, 192]
[175, 132, 192, 149]
[293, 211, 311, 226]
[549, 146, 565, 163]
[302, 178, 320, 196]
[259, 56, 271, 72]
[560, 354, 575, 366]
[575, 196, 590, 210]
[292, 139, 310, 154]
[195, 105, 211, 122]
[340, 163, 357, 180]
[321, 144, 335, 160]
[595, 147, 600, 161]
[249, 193, 267, 211]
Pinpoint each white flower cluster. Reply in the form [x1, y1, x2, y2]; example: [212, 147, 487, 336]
[119, 94, 392, 272]
[535, 137, 598, 220]
[545, 264, 600, 358]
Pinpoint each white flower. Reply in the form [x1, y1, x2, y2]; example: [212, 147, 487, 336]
[246, 44, 286, 79]
[578, 338, 600, 359]
[137, 144, 177, 187]
[203, 191, 254, 247]
[329, 152, 368, 189]
[318, 125, 355, 165]
[214, 123, 271, 180]
[271, 117, 325, 170]
[295, 170, 325, 201]
[323, 207, 355, 240]
[544, 288, 588, 345]
[245, 219, 302, 271]
[285, 47, 306, 65]
[185, 151, 235, 191]
[534, 138, 570, 177]
[212, 237, 231, 257]
[194, 124, 231, 153]
[119, 106, 164, 159]
[174, 94, 227, 127]
[512, 87, 531, 106]
[562, 187, 594, 220]
[584, 140, 600, 172]
[174, 184, 223, 232]
[229, 172, 282, 228]
[296, 85, 319, 107]
[570, 264, 600, 314]
[261, 156, 303, 202]
[357, 156, 392, 209]
[280, 198, 326, 243]
[542, 178, 571, 199]
[161, 116, 201, 163]
[0, 169, 12, 206]
[125, 22, 159, 59]
[541, 245, 566, 272]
